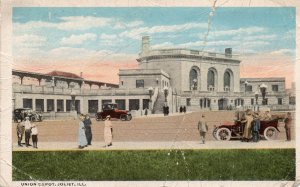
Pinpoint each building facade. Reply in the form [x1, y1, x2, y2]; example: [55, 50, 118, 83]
[12, 36, 294, 118]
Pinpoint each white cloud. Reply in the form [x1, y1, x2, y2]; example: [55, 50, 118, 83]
[211, 26, 266, 37]
[99, 33, 117, 40]
[113, 20, 144, 29]
[58, 16, 112, 30]
[14, 16, 112, 31]
[120, 22, 207, 39]
[60, 33, 97, 45]
[270, 48, 295, 56]
[14, 34, 47, 47]
[233, 34, 277, 41]
[151, 42, 175, 49]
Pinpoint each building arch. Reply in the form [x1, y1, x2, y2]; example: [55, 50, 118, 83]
[207, 67, 218, 91]
[189, 66, 200, 90]
[224, 68, 234, 92]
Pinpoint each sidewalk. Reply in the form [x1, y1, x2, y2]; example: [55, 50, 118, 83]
[12, 140, 295, 151]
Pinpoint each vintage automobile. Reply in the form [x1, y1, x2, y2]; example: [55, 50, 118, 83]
[95, 103, 132, 121]
[213, 111, 282, 141]
[13, 108, 43, 122]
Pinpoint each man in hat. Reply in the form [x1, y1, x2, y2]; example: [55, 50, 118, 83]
[241, 109, 253, 142]
[198, 114, 208, 144]
[31, 123, 38, 148]
[284, 112, 292, 141]
[104, 115, 113, 147]
[84, 114, 92, 146]
[24, 117, 32, 147]
[16, 120, 25, 147]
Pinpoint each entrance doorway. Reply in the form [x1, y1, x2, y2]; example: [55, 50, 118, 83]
[218, 98, 228, 110]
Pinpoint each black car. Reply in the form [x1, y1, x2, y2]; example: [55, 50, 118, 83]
[95, 103, 132, 121]
[13, 108, 43, 122]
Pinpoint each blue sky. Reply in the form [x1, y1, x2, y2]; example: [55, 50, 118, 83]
[12, 7, 295, 85]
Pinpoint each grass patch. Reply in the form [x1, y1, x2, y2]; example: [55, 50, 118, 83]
[13, 149, 295, 181]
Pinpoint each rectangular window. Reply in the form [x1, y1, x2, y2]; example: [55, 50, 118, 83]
[186, 98, 191, 106]
[66, 100, 71, 112]
[143, 99, 149, 110]
[35, 99, 44, 112]
[102, 99, 112, 109]
[57, 100, 64, 112]
[136, 80, 144, 88]
[251, 98, 254, 105]
[116, 99, 126, 110]
[245, 85, 252, 92]
[272, 85, 279, 92]
[47, 99, 54, 112]
[278, 98, 283, 105]
[88, 100, 98, 113]
[23, 99, 32, 109]
[129, 99, 140, 110]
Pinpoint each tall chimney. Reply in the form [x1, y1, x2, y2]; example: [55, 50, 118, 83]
[141, 36, 150, 55]
[225, 48, 232, 58]
[80, 72, 83, 78]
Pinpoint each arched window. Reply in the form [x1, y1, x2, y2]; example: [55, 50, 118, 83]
[224, 71, 230, 91]
[189, 68, 198, 90]
[207, 70, 215, 91]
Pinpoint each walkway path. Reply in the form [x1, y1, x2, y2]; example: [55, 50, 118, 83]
[13, 140, 295, 151]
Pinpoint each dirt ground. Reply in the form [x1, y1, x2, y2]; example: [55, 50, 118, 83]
[12, 111, 294, 143]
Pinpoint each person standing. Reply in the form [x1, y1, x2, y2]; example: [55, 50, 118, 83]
[84, 114, 92, 146]
[183, 106, 186, 113]
[16, 121, 25, 147]
[241, 109, 253, 142]
[78, 114, 88, 149]
[24, 117, 32, 147]
[252, 112, 261, 142]
[31, 124, 38, 148]
[104, 115, 113, 147]
[284, 112, 292, 141]
[198, 114, 208, 144]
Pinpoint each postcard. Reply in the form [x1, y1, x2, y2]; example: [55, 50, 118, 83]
[0, 0, 299, 187]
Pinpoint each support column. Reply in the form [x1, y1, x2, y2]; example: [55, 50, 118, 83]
[98, 99, 102, 112]
[32, 98, 36, 111]
[139, 98, 143, 110]
[54, 99, 57, 112]
[125, 99, 130, 110]
[63, 99, 67, 112]
[43, 99, 47, 112]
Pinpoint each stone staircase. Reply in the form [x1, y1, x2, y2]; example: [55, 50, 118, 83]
[152, 90, 166, 114]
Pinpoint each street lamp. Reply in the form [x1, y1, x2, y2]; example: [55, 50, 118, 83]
[70, 89, 76, 111]
[244, 80, 249, 94]
[148, 87, 154, 112]
[259, 83, 268, 105]
[163, 86, 169, 116]
[254, 90, 259, 105]
[163, 86, 169, 103]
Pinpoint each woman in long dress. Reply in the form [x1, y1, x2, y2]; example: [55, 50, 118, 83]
[104, 115, 113, 147]
[78, 114, 88, 149]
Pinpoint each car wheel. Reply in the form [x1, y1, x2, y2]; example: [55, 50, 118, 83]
[31, 116, 36, 122]
[212, 127, 218, 140]
[120, 114, 127, 121]
[126, 115, 132, 121]
[216, 128, 231, 141]
[263, 126, 278, 140]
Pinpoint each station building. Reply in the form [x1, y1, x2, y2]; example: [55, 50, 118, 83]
[12, 36, 294, 118]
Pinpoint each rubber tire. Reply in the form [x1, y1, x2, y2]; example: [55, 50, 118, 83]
[212, 128, 218, 140]
[216, 128, 231, 141]
[263, 126, 278, 140]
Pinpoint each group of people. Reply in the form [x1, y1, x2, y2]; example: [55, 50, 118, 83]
[16, 117, 38, 148]
[179, 106, 186, 113]
[239, 109, 292, 142]
[78, 114, 113, 149]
